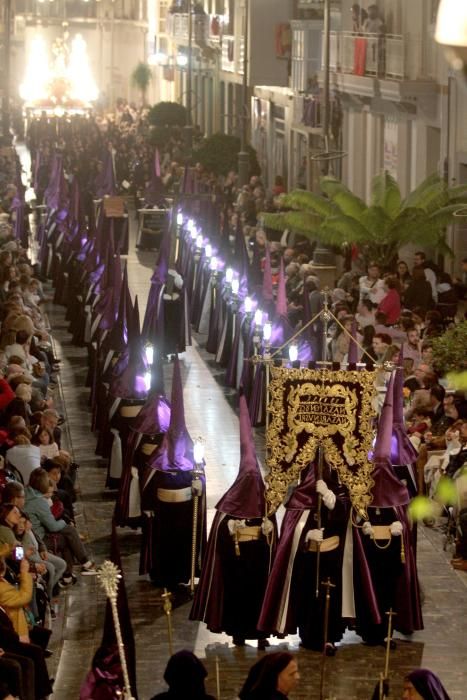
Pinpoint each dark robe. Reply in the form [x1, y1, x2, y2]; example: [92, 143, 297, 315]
[354, 505, 423, 643]
[190, 512, 276, 640]
[140, 468, 206, 589]
[258, 481, 350, 650]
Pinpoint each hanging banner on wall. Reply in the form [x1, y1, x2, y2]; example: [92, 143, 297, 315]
[266, 366, 377, 517]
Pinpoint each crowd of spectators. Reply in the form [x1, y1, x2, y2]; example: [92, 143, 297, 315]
[0, 147, 98, 700]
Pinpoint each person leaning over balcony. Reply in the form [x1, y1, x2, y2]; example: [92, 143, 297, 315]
[351, 4, 368, 32]
[363, 5, 385, 33]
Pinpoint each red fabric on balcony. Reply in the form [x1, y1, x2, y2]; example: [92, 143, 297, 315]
[354, 37, 367, 75]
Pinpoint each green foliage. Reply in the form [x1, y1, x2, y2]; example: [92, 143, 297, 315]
[131, 62, 152, 103]
[263, 171, 467, 267]
[195, 133, 260, 177]
[431, 321, 467, 375]
[147, 101, 188, 128]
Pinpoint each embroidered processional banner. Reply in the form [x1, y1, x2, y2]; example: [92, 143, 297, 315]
[266, 366, 377, 517]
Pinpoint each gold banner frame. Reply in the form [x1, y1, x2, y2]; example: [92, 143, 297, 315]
[265, 366, 377, 518]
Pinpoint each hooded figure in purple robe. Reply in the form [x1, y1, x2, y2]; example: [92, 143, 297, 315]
[114, 352, 171, 531]
[104, 297, 149, 486]
[190, 395, 276, 647]
[139, 355, 206, 588]
[354, 372, 423, 645]
[404, 669, 451, 700]
[258, 460, 350, 653]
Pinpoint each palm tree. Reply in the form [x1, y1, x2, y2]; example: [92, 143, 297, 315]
[263, 172, 467, 267]
[131, 62, 152, 105]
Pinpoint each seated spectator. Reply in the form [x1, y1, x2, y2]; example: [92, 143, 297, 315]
[377, 276, 401, 325]
[3, 382, 32, 425]
[25, 468, 96, 583]
[371, 332, 392, 363]
[359, 262, 386, 306]
[5, 434, 41, 484]
[356, 298, 376, 329]
[402, 327, 422, 367]
[403, 267, 434, 313]
[31, 425, 59, 461]
[429, 385, 454, 436]
[0, 555, 32, 642]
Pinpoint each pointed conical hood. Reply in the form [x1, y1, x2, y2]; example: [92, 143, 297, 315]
[147, 355, 194, 471]
[110, 296, 148, 400]
[215, 395, 265, 518]
[275, 258, 288, 317]
[262, 245, 273, 302]
[130, 391, 171, 436]
[107, 263, 131, 353]
[348, 318, 359, 364]
[391, 345, 418, 465]
[371, 373, 410, 508]
[285, 463, 317, 510]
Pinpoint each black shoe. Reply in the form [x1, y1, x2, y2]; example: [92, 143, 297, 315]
[325, 643, 337, 657]
[257, 639, 270, 650]
[233, 637, 245, 647]
[44, 649, 53, 658]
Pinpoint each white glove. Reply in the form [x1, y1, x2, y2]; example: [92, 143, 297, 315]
[316, 480, 336, 510]
[389, 520, 403, 537]
[227, 519, 246, 536]
[305, 528, 324, 543]
[362, 521, 374, 537]
[261, 517, 274, 536]
[192, 477, 203, 497]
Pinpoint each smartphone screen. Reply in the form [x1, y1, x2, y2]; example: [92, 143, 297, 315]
[14, 546, 24, 561]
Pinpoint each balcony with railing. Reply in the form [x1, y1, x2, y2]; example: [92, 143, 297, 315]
[166, 12, 223, 46]
[220, 36, 244, 75]
[324, 31, 436, 83]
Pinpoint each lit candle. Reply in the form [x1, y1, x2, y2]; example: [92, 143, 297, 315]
[254, 309, 263, 326]
[205, 243, 212, 259]
[193, 440, 204, 464]
[231, 278, 239, 295]
[263, 322, 272, 342]
[225, 267, 233, 284]
[244, 296, 252, 313]
[145, 344, 154, 366]
[210, 256, 218, 271]
[288, 345, 298, 363]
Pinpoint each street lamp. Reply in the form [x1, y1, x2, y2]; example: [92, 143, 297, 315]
[435, 0, 467, 84]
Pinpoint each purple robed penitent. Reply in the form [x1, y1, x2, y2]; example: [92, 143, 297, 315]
[258, 465, 318, 635]
[190, 396, 276, 637]
[354, 372, 423, 636]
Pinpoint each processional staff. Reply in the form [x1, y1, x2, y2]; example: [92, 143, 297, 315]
[97, 561, 135, 700]
[190, 438, 205, 595]
[161, 588, 174, 657]
[378, 608, 396, 700]
[319, 577, 336, 700]
[315, 288, 331, 598]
